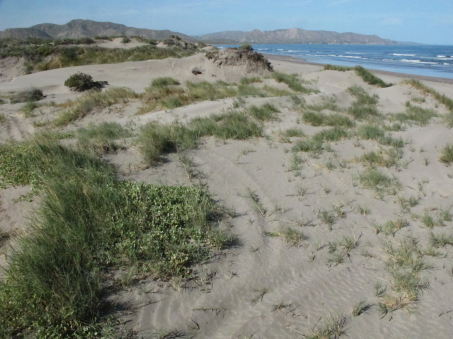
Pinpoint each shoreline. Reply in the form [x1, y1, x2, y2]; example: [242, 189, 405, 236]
[265, 54, 453, 85]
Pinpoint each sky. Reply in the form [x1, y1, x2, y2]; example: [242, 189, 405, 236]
[0, 0, 452, 45]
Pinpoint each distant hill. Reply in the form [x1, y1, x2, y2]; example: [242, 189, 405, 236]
[196, 28, 399, 45]
[0, 20, 406, 45]
[0, 19, 195, 41]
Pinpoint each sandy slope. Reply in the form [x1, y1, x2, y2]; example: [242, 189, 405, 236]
[2, 53, 453, 338]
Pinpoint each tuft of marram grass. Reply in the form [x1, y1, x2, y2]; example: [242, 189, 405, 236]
[440, 144, 453, 165]
[303, 111, 354, 127]
[359, 168, 400, 194]
[272, 72, 311, 93]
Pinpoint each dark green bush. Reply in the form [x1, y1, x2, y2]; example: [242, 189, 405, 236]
[64, 72, 95, 92]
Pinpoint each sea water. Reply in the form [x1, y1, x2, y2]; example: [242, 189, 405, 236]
[215, 44, 453, 80]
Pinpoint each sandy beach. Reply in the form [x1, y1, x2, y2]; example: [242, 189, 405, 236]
[1, 47, 453, 338]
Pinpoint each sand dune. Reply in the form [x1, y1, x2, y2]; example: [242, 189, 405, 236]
[1, 52, 453, 338]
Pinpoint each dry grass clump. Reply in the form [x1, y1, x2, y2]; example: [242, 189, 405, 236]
[304, 314, 348, 339]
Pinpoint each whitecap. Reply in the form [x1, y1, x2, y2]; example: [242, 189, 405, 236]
[394, 53, 416, 56]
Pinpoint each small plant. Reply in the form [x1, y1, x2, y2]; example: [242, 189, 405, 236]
[375, 283, 386, 297]
[121, 36, 131, 44]
[359, 168, 400, 194]
[265, 227, 306, 246]
[304, 314, 348, 339]
[440, 144, 453, 165]
[318, 210, 336, 230]
[251, 288, 270, 305]
[245, 188, 266, 216]
[352, 301, 371, 316]
[64, 72, 96, 91]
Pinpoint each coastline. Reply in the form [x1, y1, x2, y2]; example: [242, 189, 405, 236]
[265, 53, 453, 85]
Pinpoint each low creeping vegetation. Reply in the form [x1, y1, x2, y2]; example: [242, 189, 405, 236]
[0, 138, 233, 338]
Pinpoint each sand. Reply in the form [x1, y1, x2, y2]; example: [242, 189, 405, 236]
[1, 50, 453, 338]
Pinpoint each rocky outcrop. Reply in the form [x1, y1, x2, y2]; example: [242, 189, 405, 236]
[206, 45, 273, 74]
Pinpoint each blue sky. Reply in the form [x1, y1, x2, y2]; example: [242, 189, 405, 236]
[0, 0, 452, 44]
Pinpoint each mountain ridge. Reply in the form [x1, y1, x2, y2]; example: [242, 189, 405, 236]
[195, 27, 399, 45]
[0, 19, 195, 41]
[0, 20, 408, 45]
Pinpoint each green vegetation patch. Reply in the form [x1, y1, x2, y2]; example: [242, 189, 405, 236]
[303, 111, 354, 127]
[405, 79, 453, 127]
[272, 72, 311, 93]
[137, 106, 266, 166]
[54, 87, 139, 126]
[10, 89, 44, 104]
[359, 168, 400, 194]
[0, 141, 230, 338]
[77, 122, 131, 154]
[440, 144, 453, 165]
[393, 104, 437, 126]
[324, 65, 392, 87]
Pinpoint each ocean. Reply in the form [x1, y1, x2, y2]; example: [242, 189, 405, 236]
[214, 44, 453, 80]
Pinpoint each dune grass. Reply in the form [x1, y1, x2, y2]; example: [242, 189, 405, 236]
[76, 122, 131, 154]
[393, 103, 437, 126]
[0, 138, 231, 338]
[54, 87, 139, 126]
[346, 85, 381, 120]
[359, 168, 401, 194]
[404, 79, 453, 127]
[440, 144, 453, 164]
[272, 72, 311, 93]
[303, 112, 354, 127]
[324, 65, 392, 87]
[137, 104, 272, 166]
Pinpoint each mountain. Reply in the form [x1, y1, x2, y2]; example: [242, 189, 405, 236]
[196, 27, 398, 45]
[0, 19, 194, 41]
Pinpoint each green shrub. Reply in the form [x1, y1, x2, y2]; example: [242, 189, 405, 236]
[64, 72, 95, 92]
[122, 36, 131, 44]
